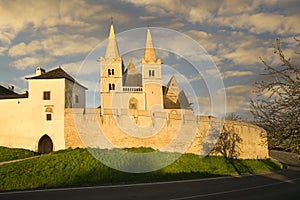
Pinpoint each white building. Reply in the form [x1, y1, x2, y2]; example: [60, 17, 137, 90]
[100, 23, 190, 115]
[0, 67, 86, 153]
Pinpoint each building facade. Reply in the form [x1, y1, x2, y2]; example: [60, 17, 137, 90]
[99, 23, 190, 115]
[0, 67, 86, 153]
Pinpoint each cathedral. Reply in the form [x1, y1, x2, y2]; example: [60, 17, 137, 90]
[99, 23, 190, 115]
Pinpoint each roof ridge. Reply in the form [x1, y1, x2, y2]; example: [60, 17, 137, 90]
[26, 67, 75, 82]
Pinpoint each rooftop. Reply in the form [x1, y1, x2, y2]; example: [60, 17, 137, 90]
[26, 67, 87, 89]
[26, 67, 75, 83]
[0, 85, 28, 100]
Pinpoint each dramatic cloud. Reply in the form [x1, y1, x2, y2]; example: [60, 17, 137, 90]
[223, 47, 267, 65]
[8, 41, 41, 57]
[61, 60, 99, 76]
[222, 71, 255, 79]
[7, 34, 99, 70]
[226, 85, 254, 96]
[185, 30, 216, 52]
[44, 35, 99, 56]
[125, 0, 299, 36]
[0, 0, 129, 44]
[214, 13, 300, 35]
[0, 32, 15, 45]
[0, 47, 7, 55]
[10, 56, 52, 70]
[226, 95, 250, 113]
[224, 85, 255, 113]
[124, 0, 219, 24]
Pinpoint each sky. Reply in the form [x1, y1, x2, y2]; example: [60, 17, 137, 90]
[0, 0, 299, 119]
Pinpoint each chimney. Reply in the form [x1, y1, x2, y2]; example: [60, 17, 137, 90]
[35, 66, 45, 76]
[8, 85, 14, 92]
[22, 90, 29, 97]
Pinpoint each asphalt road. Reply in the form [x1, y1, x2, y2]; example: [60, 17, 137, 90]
[1, 152, 299, 200]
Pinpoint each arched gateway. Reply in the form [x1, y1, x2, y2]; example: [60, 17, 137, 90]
[38, 135, 53, 154]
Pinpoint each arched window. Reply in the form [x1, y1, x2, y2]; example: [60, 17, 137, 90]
[129, 97, 138, 110]
[108, 69, 115, 76]
[109, 83, 115, 91]
[149, 70, 155, 77]
[151, 70, 155, 76]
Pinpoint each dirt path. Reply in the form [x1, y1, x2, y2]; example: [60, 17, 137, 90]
[0, 156, 40, 166]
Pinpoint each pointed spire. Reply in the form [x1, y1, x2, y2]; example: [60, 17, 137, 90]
[143, 28, 156, 63]
[165, 75, 181, 103]
[126, 61, 139, 74]
[167, 75, 180, 91]
[105, 22, 120, 59]
[127, 61, 136, 71]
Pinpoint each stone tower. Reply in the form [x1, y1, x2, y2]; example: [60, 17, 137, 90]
[142, 28, 163, 111]
[99, 23, 124, 113]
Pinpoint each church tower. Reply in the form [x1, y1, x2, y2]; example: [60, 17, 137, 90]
[142, 28, 163, 110]
[99, 22, 124, 114]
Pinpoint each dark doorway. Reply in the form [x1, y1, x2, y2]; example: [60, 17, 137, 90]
[38, 135, 53, 154]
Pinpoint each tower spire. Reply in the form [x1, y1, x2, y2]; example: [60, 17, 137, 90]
[105, 22, 120, 59]
[143, 28, 156, 63]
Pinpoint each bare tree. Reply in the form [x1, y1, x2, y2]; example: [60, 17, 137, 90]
[225, 112, 243, 121]
[211, 125, 242, 159]
[251, 38, 300, 153]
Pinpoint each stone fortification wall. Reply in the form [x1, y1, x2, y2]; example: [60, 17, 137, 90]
[64, 109, 85, 148]
[65, 108, 269, 159]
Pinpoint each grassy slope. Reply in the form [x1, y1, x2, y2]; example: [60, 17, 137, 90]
[0, 146, 37, 162]
[0, 148, 281, 191]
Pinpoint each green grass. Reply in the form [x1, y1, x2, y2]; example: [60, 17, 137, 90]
[0, 146, 38, 162]
[0, 147, 281, 192]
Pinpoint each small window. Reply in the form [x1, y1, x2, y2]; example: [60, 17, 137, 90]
[43, 91, 50, 100]
[109, 83, 115, 91]
[75, 95, 79, 103]
[46, 114, 52, 121]
[149, 70, 155, 77]
[108, 69, 114, 76]
[151, 70, 155, 77]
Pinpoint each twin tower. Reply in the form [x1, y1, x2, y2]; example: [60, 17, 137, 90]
[99, 23, 190, 115]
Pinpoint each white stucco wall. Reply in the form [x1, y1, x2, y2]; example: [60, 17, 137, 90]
[0, 79, 67, 151]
